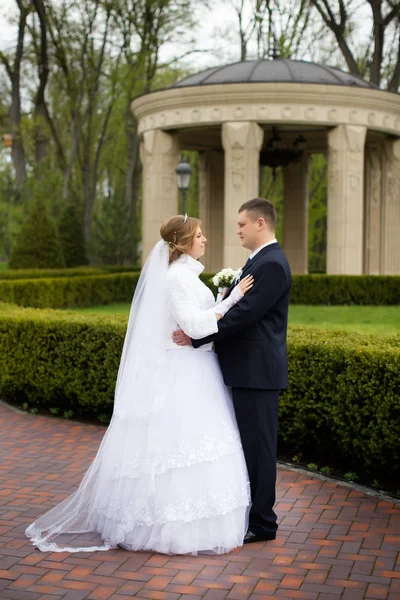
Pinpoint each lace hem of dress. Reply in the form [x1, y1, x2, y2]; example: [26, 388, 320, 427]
[95, 480, 250, 529]
[109, 427, 243, 479]
[25, 525, 113, 553]
[25, 488, 250, 553]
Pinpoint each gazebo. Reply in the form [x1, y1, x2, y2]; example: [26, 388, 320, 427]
[131, 59, 400, 274]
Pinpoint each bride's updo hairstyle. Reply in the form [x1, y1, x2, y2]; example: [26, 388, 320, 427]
[160, 215, 201, 265]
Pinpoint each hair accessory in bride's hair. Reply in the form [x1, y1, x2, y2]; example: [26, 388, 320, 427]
[183, 213, 188, 223]
[173, 231, 177, 244]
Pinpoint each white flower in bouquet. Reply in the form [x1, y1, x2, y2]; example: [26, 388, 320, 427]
[211, 268, 238, 288]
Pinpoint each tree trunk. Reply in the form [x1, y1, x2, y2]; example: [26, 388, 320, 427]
[10, 73, 27, 189]
[131, 156, 141, 266]
[240, 34, 247, 61]
[83, 127, 93, 245]
[32, 0, 50, 164]
[388, 26, 400, 92]
[63, 107, 84, 201]
[125, 111, 140, 264]
[1, 4, 31, 190]
[370, 1, 384, 87]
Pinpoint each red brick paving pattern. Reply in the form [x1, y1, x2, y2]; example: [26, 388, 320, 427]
[0, 402, 399, 600]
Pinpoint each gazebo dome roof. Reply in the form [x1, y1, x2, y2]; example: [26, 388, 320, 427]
[172, 59, 379, 91]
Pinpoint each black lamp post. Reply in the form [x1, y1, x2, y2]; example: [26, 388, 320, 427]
[175, 159, 192, 214]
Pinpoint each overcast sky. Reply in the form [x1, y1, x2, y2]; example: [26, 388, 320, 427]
[0, 0, 372, 72]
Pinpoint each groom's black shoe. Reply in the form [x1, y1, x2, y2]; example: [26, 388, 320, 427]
[117, 543, 130, 551]
[244, 530, 276, 544]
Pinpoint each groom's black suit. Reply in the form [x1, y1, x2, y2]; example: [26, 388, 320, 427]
[192, 242, 291, 537]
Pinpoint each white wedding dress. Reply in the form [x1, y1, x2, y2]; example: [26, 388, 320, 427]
[25, 243, 250, 554]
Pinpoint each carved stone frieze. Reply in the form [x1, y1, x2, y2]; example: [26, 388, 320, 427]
[349, 110, 358, 123]
[328, 108, 338, 121]
[131, 82, 400, 138]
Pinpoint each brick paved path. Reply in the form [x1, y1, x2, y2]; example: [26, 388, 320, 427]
[0, 402, 399, 600]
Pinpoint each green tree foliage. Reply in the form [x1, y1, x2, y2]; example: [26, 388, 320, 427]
[259, 166, 284, 243]
[91, 190, 135, 266]
[9, 197, 65, 269]
[259, 155, 328, 274]
[0, 0, 206, 266]
[308, 154, 327, 273]
[2, 0, 398, 269]
[0, 160, 22, 261]
[58, 204, 88, 267]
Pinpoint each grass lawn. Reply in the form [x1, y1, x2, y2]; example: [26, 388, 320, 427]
[288, 305, 400, 336]
[0, 262, 7, 271]
[71, 303, 400, 336]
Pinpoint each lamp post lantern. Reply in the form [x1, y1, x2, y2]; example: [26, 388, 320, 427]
[175, 160, 192, 215]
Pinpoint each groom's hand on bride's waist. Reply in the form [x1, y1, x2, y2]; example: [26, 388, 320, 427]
[172, 329, 192, 346]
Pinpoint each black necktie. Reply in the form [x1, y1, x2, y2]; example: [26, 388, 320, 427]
[235, 257, 251, 284]
[243, 257, 252, 270]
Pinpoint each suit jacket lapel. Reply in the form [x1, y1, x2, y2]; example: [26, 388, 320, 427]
[224, 242, 280, 299]
[240, 242, 280, 278]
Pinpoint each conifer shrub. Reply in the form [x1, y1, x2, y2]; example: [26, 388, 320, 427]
[58, 204, 88, 267]
[9, 197, 65, 269]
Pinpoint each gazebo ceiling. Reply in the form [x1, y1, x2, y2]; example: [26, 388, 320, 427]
[172, 59, 379, 91]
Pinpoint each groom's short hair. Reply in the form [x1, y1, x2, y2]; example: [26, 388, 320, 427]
[239, 198, 276, 230]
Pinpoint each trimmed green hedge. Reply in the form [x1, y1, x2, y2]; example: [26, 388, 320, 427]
[0, 304, 124, 418]
[288, 274, 400, 305]
[1, 272, 399, 309]
[281, 326, 400, 480]
[0, 302, 399, 480]
[0, 266, 139, 280]
[0, 273, 140, 309]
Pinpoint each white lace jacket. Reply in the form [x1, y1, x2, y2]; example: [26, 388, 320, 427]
[166, 254, 233, 352]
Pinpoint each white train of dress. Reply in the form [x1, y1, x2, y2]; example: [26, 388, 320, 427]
[25, 252, 250, 554]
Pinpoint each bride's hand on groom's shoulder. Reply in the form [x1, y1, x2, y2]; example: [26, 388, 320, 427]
[172, 329, 191, 346]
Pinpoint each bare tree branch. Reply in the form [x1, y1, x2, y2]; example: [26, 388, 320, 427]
[388, 24, 400, 91]
[383, 2, 400, 26]
[309, 0, 361, 76]
[0, 52, 13, 79]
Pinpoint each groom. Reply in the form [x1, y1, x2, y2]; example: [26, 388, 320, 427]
[173, 198, 292, 543]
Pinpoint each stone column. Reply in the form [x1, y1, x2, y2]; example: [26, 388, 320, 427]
[139, 128, 179, 264]
[222, 121, 264, 269]
[282, 153, 310, 274]
[199, 150, 224, 273]
[381, 139, 400, 274]
[327, 124, 367, 274]
[364, 146, 383, 274]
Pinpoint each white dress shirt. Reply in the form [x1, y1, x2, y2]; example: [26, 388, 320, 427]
[249, 238, 278, 260]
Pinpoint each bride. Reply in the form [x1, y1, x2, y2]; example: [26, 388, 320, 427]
[25, 215, 253, 555]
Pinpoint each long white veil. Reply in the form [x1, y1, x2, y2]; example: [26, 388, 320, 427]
[25, 240, 172, 552]
[114, 239, 170, 418]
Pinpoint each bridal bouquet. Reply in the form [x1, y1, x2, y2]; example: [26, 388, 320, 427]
[211, 268, 239, 302]
[211, 268, 238, 288]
